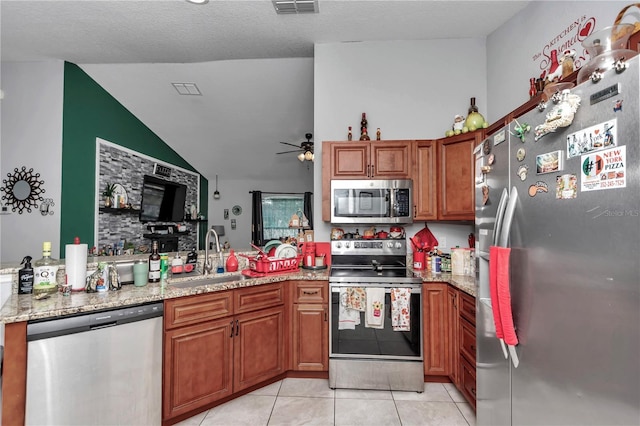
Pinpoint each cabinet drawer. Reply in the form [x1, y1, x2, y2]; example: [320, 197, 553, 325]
[459, 291, 476, 325]
[165, 291, 233, 330]
[460, 355, 477, 409]
[293, 281, 327, 304]
[460, 317, 476, 364]
[234, 283, 284, 314]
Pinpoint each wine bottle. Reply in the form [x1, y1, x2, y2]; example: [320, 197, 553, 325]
[148, 241, 161, 283]
[33, 242, 60, 296]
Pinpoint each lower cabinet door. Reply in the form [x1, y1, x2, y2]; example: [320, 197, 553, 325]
[292, 303, 328, 371]
[234, 305, 286, 391]
[163, 318, 234, 419]
[460, 355, 477, 410]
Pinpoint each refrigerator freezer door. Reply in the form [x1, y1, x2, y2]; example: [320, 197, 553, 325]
[476, 128, 512, 426]
[509, 57, 640, 425]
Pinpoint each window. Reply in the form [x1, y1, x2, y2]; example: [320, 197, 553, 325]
[251, 191, 313, 246]
[262, 195, 304, 241]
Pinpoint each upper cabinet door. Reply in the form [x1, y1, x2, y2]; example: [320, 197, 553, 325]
[413, 140, 438, 221]
[438, 133, 481, 220]
[330, 143, 370, 178]
[370, 141, 411, 179]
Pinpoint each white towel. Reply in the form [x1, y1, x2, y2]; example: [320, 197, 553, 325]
[391, 288, 411, 331]
[365, 288, 385, 329]
[339, 288, 360, 330]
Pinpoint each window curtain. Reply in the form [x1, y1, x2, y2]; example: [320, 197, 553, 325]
[303, 191, 313, 230]
[251, 190, 263, 246]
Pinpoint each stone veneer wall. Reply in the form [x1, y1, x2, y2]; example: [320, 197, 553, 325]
[98, 142, 199, 252]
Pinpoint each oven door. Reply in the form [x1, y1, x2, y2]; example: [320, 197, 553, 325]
[329, 283, 422, 361]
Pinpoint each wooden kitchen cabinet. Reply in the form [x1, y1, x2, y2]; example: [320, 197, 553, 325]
[163, 317, 234, 419]
[447, 286, 460, 386]
[437, 132, 481, 220]
[291, 281, 329, 371]
[423, 283, 450, 376]
[322, 141, 412, 220]
[413, 140, 438, 220]
[457, 290, 477, 409]
[163, 283, 286, 422]
[233, 305, 286, 391]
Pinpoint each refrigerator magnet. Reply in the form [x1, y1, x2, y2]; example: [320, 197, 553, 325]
[556, 174, 577, 199]
[536, 150, 563, 174]
[517, 165, 529, 181]
[516, 147, 526, 162]
[528, 181, 549, 197]
[613, 99, 623, 112]
[566, 118, 617, 159]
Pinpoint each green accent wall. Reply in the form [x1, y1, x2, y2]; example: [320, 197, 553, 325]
[61, 62, 208, 256]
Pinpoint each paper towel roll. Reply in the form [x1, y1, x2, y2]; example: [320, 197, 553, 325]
[66, 244, 88, 291]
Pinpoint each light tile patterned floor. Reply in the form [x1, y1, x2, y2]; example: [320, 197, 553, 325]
[175, 378, 476, 426]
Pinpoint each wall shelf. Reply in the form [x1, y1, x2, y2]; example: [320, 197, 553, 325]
[99, 207, 141, 214]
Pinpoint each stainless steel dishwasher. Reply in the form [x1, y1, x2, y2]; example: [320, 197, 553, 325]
[25, 302, 163, 425]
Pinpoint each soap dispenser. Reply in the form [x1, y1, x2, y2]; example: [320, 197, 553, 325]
[19, 256, 34, 294]
[225, 249, 238, 272]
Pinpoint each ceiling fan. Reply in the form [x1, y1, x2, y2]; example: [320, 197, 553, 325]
[277, 133, 314, 162]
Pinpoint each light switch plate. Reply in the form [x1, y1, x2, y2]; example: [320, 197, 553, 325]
[224, 209, 229, 219]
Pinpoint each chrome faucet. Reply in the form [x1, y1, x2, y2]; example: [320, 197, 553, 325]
[204, 227, 224, 275]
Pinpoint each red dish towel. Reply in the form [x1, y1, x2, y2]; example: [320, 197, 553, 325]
[496, 247, 518, 346]
[489, 246, 504, 339]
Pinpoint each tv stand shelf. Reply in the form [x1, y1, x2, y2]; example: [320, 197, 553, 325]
[99, 207, 141, 214]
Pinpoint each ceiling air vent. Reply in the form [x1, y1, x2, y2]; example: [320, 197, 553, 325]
[272, 0, 318, 14]
[153, 164, 173, 179]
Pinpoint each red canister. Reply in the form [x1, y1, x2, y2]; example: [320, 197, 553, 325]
[303, 242, 316, 267]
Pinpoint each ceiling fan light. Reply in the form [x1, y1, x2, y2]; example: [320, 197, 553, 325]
[298, 152, 305, 162]
[304, 150, 313, 161]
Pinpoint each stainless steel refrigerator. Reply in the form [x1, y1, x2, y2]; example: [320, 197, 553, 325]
[475, 56, 640, 425]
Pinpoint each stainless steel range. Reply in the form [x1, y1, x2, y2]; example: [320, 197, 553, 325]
[328, 238, 423, 392]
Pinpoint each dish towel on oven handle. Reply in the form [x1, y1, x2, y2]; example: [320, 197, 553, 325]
[346, 287, 366, 311]
[391, 288, 411, 331]
[339, 287, 361, 330]
[365, 287, 385, 329]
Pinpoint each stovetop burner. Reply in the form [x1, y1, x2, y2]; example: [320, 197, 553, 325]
[329, 238, 421, 284]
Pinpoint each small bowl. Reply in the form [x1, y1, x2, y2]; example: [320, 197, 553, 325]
[581, 24, 635, 58]
[577, 49, 638, 84]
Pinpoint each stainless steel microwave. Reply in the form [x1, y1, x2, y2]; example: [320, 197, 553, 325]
[330, 179, 413, 224]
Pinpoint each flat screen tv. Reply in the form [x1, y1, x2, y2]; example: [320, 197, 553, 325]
[139, 175, 187, 223]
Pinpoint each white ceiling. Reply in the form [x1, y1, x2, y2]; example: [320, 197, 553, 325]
[1, 0, 530, 182]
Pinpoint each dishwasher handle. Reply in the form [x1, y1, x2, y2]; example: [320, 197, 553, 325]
[27, 302, 163, 341]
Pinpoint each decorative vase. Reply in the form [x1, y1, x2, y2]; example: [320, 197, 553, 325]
[104, 197, 112, 208]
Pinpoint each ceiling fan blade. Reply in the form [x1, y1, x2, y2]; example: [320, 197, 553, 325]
[279, 142, 301, 148]
[276, 149, 303, 155]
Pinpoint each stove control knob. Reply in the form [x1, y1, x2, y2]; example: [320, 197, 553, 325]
[335, 242, 342, 249]
[387, 241, 394, 249]
[395, 242, 403, 249]
[344, 241, 351, 248]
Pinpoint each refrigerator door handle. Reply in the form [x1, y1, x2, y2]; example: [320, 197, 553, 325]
[499, 187, 518, 248]
[493, 188, 510, 247]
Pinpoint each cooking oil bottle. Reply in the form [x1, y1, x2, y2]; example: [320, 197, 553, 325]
[33, 242, 60, 296]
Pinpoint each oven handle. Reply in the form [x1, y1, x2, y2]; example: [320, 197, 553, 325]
[330, 285, 421, 294]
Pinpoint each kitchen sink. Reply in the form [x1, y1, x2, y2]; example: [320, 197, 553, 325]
[169, 274, 249, 289]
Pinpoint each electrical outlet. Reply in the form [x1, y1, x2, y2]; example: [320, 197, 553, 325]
[439, 236, 447, 249]
[231, 219, 236, 230]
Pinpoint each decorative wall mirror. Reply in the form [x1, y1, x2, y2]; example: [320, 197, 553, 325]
[0, 166, 46, 214]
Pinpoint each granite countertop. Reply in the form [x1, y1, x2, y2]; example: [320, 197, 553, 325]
[0, 269, 330, 324]
[0, 264, 476, 324]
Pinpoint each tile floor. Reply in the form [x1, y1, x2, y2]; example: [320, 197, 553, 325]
[175, 378, 476, 426]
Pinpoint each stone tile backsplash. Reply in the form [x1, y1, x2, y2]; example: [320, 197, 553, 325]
[98, 143, 200, 252]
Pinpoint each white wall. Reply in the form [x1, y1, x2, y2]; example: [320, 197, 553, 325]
[486, 1, 634, 121]
[206, 173, 314, 251]
[313, 39, 487, 248]
[0, 61, 64, 262]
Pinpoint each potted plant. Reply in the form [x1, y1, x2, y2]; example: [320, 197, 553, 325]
[102, 182, 116, 207]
